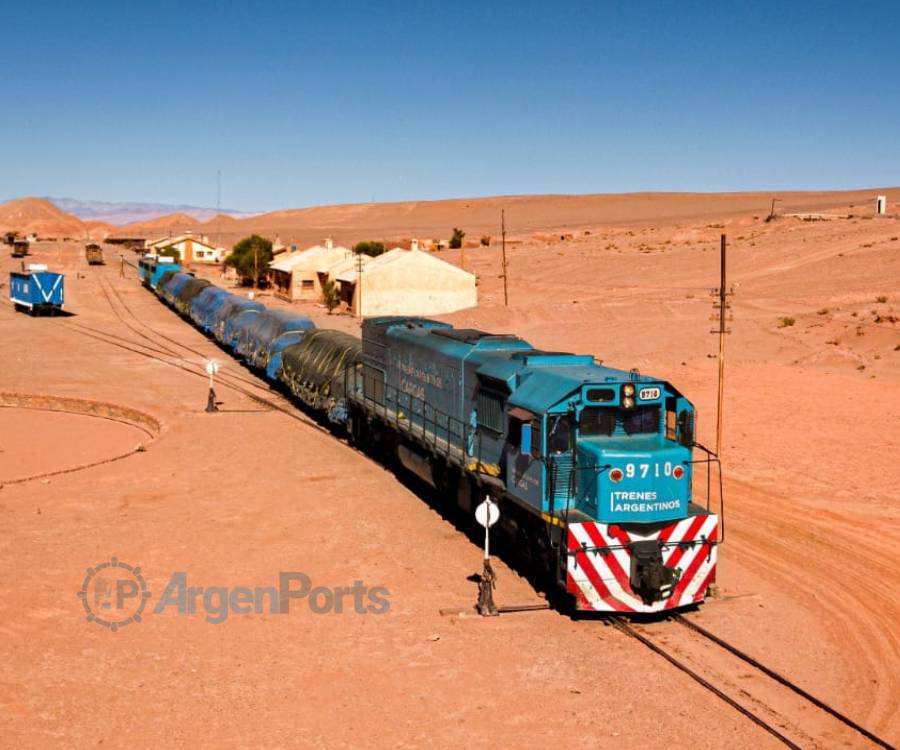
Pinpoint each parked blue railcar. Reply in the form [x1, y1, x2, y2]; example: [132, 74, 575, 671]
[265, 330, 308, 380]
[233, 309, 315, 370]
[138, 255, 181, 289]
[190, 287, 233, 332]
[222, 308, 262, 350]
[173, 278, 212, 317]
[9, 265, 65, 314]
[159, 272, 196, 307]
[209, 296, 265, 343]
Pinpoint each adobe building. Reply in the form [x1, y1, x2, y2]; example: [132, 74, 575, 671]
[268, 238, 353, 301]
[335, 246, 476, 317]
[146, 232, 225, 264]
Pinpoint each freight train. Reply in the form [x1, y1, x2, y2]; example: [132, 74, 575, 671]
[151, 268, 721, 614]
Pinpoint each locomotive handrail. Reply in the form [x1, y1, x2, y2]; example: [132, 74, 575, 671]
[352, 378, 470, 466]
[686, 442, 725, 542]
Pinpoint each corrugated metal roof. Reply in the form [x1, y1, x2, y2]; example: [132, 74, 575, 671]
[270, 244, 351, 273]
[336, 248, 473, 284]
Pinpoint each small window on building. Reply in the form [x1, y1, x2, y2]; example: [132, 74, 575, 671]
[301, 279, 314, 290]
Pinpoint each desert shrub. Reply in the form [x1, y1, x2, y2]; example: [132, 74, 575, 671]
[321, 279, 340, 314]
[480, 235, 491, 246]
[876, 295, 888, 303]
[777, 317, 796, 328]
[449, 228, 465, 249]
[817, 308, 829, 315]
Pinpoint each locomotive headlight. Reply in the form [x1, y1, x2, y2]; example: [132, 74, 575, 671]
[622, 396, 635, 409]
[622, 384, 635, 397]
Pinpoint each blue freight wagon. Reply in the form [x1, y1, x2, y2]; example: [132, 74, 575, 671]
[9, 265, 65, 315]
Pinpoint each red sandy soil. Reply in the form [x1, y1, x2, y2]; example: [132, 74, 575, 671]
[0, 409, 146, 482]
[0, 194, 898, 748]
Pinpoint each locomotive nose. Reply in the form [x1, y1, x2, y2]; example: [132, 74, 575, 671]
[581, 442, 691, 524]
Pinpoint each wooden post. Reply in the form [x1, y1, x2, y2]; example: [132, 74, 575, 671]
[715, 234, 728, 458]
[356, 251, 363, 318]
[501, 209, 508, 307]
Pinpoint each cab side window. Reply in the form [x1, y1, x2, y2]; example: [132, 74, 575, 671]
[548, 415, 572, 454]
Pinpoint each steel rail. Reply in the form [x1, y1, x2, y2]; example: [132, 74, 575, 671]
[674, 615, 896, 750]
[612, 620, 804, 749]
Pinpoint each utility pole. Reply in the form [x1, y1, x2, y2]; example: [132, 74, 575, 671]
[253, 238, 259, 291]
[216, 169, 221, 248]
[356, 250, 364, 318]
[710, 234, 733, 458]
[500, 209, 509, 306]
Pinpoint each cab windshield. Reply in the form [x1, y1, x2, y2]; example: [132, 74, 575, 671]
[579, 406, 660, 436]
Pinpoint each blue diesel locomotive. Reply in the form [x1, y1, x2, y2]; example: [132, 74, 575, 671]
[148, 277, 720, 614]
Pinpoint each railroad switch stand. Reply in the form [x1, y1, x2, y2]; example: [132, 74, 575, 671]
[477, 558, 498, 616]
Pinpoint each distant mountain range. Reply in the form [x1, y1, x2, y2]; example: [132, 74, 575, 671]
[44, 197, 257, 226]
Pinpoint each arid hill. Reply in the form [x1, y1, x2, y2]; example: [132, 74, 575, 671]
[110, 188, 900, 248]
[0, 197, 105, 239]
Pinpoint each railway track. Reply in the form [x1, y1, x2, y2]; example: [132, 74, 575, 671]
[613, 615, 895, 749]
[62, 271, 335, 435]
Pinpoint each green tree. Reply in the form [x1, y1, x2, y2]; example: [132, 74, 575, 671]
[225, 234, 273, 286]
[352, 240, 386, 257]
[321, 279, 340, 314]
[158, 245, 180, 260]
[449, 228, 465, 249]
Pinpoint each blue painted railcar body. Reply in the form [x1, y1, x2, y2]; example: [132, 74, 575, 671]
[190, 287, 233, 332]
[139, 256, 181, 289]
[210, 296, 265, 344]
[9, 268, 65, 313]
[265, 330, 309, 380]
[222, 309, 261, 350]
[233, 309, 315, 370]
[159, 272, 196, 307]
[357, 317, 695, 526]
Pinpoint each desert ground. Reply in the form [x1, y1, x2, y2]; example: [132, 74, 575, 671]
[0, 190, 898, 748]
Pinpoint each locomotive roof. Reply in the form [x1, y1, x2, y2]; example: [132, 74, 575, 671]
[477, 349, 660, 414]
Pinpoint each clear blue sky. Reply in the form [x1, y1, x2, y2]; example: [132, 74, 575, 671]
[2, 1, 898, 211]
